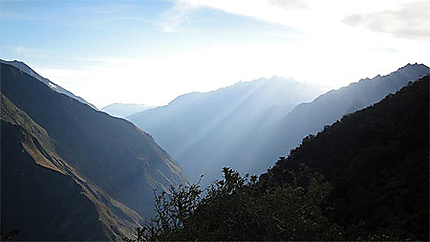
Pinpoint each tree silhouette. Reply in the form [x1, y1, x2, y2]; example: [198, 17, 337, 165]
[125, 166, 341, 241]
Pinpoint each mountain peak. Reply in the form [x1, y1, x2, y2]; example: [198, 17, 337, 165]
[101, 103, 156, 118]
[0, 59, 97, 109]
[398, 62, 428, 70]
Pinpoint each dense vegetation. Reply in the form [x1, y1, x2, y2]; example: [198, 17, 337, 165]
[126, 166, 341, 241]
[127, 75, 429, 241]
[274, 76, 429, 240]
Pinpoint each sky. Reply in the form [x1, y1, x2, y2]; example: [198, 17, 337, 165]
[1, 0, 429, 108]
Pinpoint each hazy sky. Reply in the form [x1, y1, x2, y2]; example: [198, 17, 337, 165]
[2, 0, 429, 108]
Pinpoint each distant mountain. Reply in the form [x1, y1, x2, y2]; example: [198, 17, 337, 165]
[132, 75, 429, 240]
[102, 103, 155, 118]
[0, 59, 96, 109]
[252, 63, 430, 169]
[1, 62, 188, 240]
[129, 76, 325, 185]
[270, 75, 429, 239]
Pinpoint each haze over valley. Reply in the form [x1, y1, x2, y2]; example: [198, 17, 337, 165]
[1, 0, 429, 240]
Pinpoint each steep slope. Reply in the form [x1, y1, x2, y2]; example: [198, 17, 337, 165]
[1, 122, 108, 240]
[1, 93, 108, 240]
[102, 103, 155, 118]
[270, 75, 429, 239]
[0, 59, 96, 109]
[130, 77, 324, 184]
[1, 62, 188, 240]
[251, 63, 429, 169]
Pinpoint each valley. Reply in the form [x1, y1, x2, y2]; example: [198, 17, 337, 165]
[1, 60, 428, 240]
[2, 1, 429, 240]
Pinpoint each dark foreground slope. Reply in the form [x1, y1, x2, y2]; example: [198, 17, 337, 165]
[1, 63, 188, 240]
[1, 120, 106, 240]
[271, 75, 429, 240]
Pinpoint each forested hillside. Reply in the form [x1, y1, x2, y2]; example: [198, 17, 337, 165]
[271, 75, 429, 240]
[130, 75, 429, 241]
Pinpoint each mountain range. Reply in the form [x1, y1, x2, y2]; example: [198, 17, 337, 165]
[102, 103, 155, 118]
[129, 76, 325, 184]
[129, 74, 429, 240]
[129, 64, 429, 185]
[1, 59, 428, 240]
[1, 62, 188, 240]
[251, 63, 429, 170]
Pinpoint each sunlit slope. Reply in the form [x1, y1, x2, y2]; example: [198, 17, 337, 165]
[1, 94, 108, 240]
[1, 62, 188, 240]
[130, 77, 324, 185]
[250, 63, 429, 171]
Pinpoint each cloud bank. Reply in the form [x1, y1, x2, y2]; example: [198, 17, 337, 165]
[162, 0, 429, 41]
[343, 1, 430, 41]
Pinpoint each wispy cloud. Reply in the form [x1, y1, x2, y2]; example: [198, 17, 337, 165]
[343, 1, 430, 41]
[5, 45, 48, 58]
[156, 0, 311, 33]
[114, 16, 152, 23]
[269, 0, 309, 10]
[157, 0, 201, 32]
[12, 46, 25, 54]
[186, 0, 309, 29]
[163, 0, 429, 41]
[68, 3, 156, 32]
[0, 8, 49, 21]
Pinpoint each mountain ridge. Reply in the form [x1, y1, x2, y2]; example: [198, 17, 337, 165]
[1, 62, 188, 240]
[245, 63, 429, 173]
[0, 59, 96, 109]
[129, 64, 428, 186]
[130, 76, 325, 185]
[102, 103, 155, 119]
[130, 74, 429, 241]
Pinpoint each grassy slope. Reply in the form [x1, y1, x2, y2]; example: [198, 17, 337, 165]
[1, 63, 188, 239]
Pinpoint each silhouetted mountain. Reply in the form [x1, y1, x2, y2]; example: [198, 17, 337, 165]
[131, 75, 429, 241]
[102, 103, 156, 118]
[0, 59, 96, 109]
[249, 63, 429, 171]
[270, 75, 429, 239]
[129, 77, 325, 185]
[1, 62, 188, 240]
